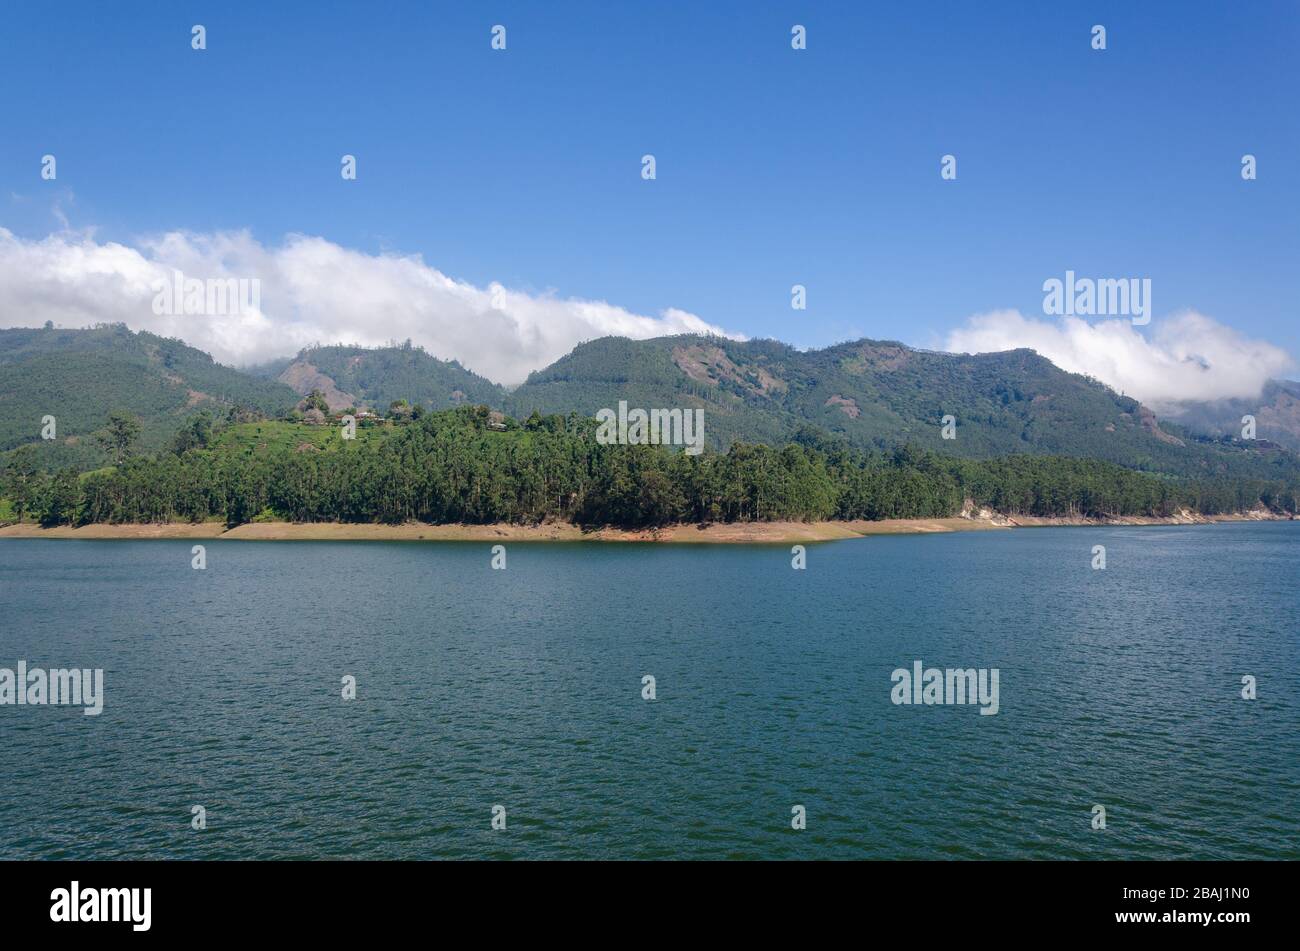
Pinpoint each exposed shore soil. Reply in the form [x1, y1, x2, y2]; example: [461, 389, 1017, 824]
[0, 511, 1288, 543]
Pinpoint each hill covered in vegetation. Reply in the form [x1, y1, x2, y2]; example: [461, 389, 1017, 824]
[3, 327, 1297, 525]
[261, 342, 504, 413]
[0, 324, 300, 468]
[504, 335, 1295, 483]
[1160, 378, 1300, 454]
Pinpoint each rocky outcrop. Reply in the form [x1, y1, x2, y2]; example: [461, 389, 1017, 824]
[1136, 404, 1185, 446]
[277, 360, 357, 412]
[671, 344, 788, 397]
[825, 395, 861, 418]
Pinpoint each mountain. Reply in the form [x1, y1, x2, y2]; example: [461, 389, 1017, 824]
[2, 327, 1295, 487]
[1159, 379, 1300, 454]
[503, 335, 1293, 480]
[266, 343, 504, 412]
[0, 324, 300, 466]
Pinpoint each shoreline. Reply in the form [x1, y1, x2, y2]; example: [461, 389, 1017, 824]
[0, 511, 1288, 543]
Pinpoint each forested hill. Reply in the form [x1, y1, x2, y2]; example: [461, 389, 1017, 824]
[260, 343, 504, 413]
[506, 335, 1163, 456]
[504, 335, 1292, 482]
[0, 324, 299, 466]
[2, 327, 1296, 490]
[1159, 378, 1300, 454]
[252, 333, 1244, 477]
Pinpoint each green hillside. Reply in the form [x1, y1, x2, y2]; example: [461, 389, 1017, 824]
[2, 327, 1295, 492]
[0, 324, 300, 467]
[273, 342, 504, 412]
[504, 334, 1295, 482]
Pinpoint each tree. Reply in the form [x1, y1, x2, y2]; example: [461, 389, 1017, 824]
[96, 410, 141, 465]
[38, 468, 81, 526]
[301, 390, 330, 413]
[2, 445, 39, 522]
[171, 411, 215, 454]
[14, 404, 1297, 531]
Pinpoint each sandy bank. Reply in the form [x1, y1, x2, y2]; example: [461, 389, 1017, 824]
[0, 511, 1288, 543]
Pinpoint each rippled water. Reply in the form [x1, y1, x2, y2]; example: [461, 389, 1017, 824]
[0, 523, 1296, 859]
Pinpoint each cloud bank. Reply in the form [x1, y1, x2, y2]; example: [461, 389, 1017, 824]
[945, 309, 1294, 413]
[0, 227, 738, 384]
[4, 225, 1291, 407]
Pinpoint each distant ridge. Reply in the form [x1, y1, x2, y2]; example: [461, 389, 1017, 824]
[500, 334, 1292, 479]
[2, 326, 1297, 486]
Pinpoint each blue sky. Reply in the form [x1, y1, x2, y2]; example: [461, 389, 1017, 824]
[0, 1, 1295, 391]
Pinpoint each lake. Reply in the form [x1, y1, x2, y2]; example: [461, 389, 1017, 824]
[0, 522, 1296, 859]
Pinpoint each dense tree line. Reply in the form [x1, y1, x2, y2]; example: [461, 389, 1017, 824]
[3, 406, 1297, 528]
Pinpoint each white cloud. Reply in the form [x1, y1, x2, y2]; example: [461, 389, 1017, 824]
[0, 227, 739, 384]
[944, 309, 1295, 412]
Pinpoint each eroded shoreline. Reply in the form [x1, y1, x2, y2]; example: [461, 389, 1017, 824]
[0, 511, 1287, 543]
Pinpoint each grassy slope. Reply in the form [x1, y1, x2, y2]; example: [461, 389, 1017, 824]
[210, 419, 391, 455]
[0, 325, 300, 466]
